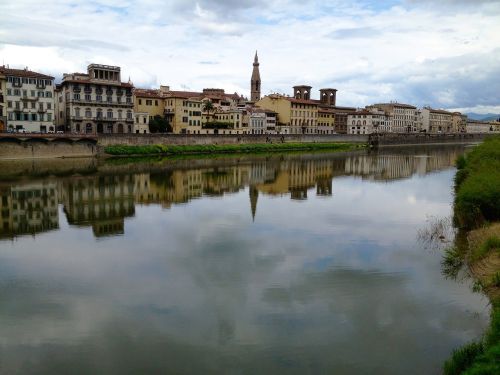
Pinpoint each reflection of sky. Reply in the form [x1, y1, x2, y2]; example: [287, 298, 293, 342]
[0, 154, 490, 374]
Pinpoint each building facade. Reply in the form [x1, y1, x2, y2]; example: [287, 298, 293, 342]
[420, 107, 453, 133]
[0, 66, 55, 133]
[347, 109, 390, 135]
[57, 64, 134, 134]
[368, 103, 417, 133]
[0, 70, 6, 131]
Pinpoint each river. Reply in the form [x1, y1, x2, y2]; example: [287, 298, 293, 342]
[0, 145, 489, 374]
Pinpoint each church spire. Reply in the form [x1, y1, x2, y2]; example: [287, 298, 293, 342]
[250, 186, 259, 222]
[250, 51, 261, 102]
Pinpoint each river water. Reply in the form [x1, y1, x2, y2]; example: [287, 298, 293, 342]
[0, 145, 489, 374]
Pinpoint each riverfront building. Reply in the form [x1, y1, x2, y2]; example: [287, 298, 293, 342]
[0, 70, 6, 131]
[0, 66, 55, 133]
[367, 103, 418, 133]
[57, 64, 134, 134]
[420, 107, 453, 133]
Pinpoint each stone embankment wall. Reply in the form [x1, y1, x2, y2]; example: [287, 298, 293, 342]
[0, 140, 98, 159]
[372, 132, 488, 146]
[97, 133, 369, 146]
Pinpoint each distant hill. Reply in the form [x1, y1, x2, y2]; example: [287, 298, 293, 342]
[465, 112, 500, 121]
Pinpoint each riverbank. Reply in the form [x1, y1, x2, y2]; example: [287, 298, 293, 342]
[444, 136, 500, 375]
[103, 142, 363, 156]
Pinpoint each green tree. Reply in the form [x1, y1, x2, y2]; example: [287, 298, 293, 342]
[202, 100, 215, 122]
[149, 115, 172, 133]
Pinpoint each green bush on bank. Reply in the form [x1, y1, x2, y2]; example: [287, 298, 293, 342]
[454, 136, 500, 229]
[104, 142, 361, 156]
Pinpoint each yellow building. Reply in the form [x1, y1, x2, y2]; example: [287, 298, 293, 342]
[451, 112, 467, 133]
[318, 108, 335, 134]
[133, 88, 166, 123]
[164, 95, 203, 134]
[256, 94, 320, 134]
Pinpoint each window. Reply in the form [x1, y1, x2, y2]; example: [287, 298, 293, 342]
[107, 96, 112, 103]
[96, 95, 102, 102]
[47, 103, 52, 110]
[46, 92, 52, 98]
[31, 113, 37, 121]
[7, 101, 12, 108]
[155, 100, 158, 106]
[126, 111, 132, 119]
[47, 113, 52, 121]
[85, 108, 92, 118]
[38, 91, 45, 98]
[14, 89, 20, 96]
[96, 109, 103, 119]
[75, 108, 80, 117]
[85, 94, 91, 101]
[107, 109, 113, 119]
[7, 89, 12, 95]
[118, 110, 122, 119]
[146, 99, 152, 106]
[31, 102, 36, 109]
[138, 99, 142, 105]
[22, 90, 27, 97]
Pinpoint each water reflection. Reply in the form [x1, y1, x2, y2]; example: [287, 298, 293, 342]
[0, 145, 488, 374]
[0, 145, 465, 239]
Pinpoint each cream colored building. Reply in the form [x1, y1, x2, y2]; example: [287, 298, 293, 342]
[347, 109, 389, 134]
[57, 64, 134, 134]
[420, 107, 453, 133]
[134, 88, 166, 123]
[368, 103, 417, 133]
[466, 119, 495, 133]
[0, 66, 55, 133]
[451, 112, 467, 133]
[134, 112, 150, 133]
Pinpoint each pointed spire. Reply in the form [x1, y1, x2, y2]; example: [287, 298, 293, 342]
[251, 51, 261, 102]
[250, 186, 259, 222]
[254, 50, 259, 65]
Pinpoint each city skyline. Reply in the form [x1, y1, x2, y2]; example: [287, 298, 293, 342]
[1, 1, 499, 114]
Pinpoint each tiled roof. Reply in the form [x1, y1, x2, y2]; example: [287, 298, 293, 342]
[372, 102, 416, 109]
[286, 97, 319, 105]
[0, 66, 54, 80]
[134, 88, 164, 98]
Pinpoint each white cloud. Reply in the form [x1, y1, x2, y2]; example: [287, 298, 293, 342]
[0, 0, 499, 112]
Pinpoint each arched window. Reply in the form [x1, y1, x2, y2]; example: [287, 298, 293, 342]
[85, 108, 92, 118]
[127, 110, 132, 119]
[107, 109, 113, 119]
[96, 108, 103, 119]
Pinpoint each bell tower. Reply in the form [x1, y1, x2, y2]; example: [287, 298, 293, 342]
[250, 51, 261, 102]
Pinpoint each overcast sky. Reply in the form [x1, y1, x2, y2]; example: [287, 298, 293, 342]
[1, 0, 499, 113]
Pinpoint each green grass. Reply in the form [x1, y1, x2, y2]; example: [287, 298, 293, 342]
[471, 236, 500, 262]
[104, 142, 362, 156]
[454, 136, 500, 229]
[444, 136, 500, 373]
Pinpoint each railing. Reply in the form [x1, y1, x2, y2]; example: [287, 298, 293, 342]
[12, 81, 22, 88]
[36, 83, 46, 89]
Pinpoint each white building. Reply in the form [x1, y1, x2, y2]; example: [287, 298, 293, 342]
[0, 66, 55, 133]
[134, 112, 150, 134]
[347, 109, 390, 134]
[420, 107, 453, 133]
[57, 64, 134, 134]
[368, 102, 417, 133]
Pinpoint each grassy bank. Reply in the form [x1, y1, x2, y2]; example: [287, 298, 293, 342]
[103, 142, 363, 156]
[444, 136, 500, 375]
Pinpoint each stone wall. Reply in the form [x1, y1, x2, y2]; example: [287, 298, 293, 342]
[371, 133, 489, 146]
[97, 133, 369, 147]
[0, 140, 98, 159]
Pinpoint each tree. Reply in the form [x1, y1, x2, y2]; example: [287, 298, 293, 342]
[149, 115, 172, 133]
[202, 100, 215, 122]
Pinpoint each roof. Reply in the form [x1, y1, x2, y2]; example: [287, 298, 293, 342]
[61, 78, 133, 88]
[286, 97, 318, 105]
[372, 102, 416, 109]
[348, 110, 375, 116]
[318, 108, 336, 113]
[134, 88, 164, 98]
[0, 66, 54, 80]
[427, 108, 453, 115]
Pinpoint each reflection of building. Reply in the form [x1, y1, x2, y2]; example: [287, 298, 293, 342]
[0, 182, 59, 239]
[60, 175, 136, 237]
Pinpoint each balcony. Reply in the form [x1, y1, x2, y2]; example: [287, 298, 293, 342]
[37, 108, 47, 113]
[106, 89, 113, 96]
[68, 98, 132, 107]
[21, 96, 38, 101]
[12, 81, 22, 88]
[116, 90, 123, 96]
[73, 87, 81, 93]
[36, 83, 46, 89]
[84, 87, 92, 94]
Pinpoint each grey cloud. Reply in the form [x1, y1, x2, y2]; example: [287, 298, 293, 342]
[198, 60, 220, 65]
